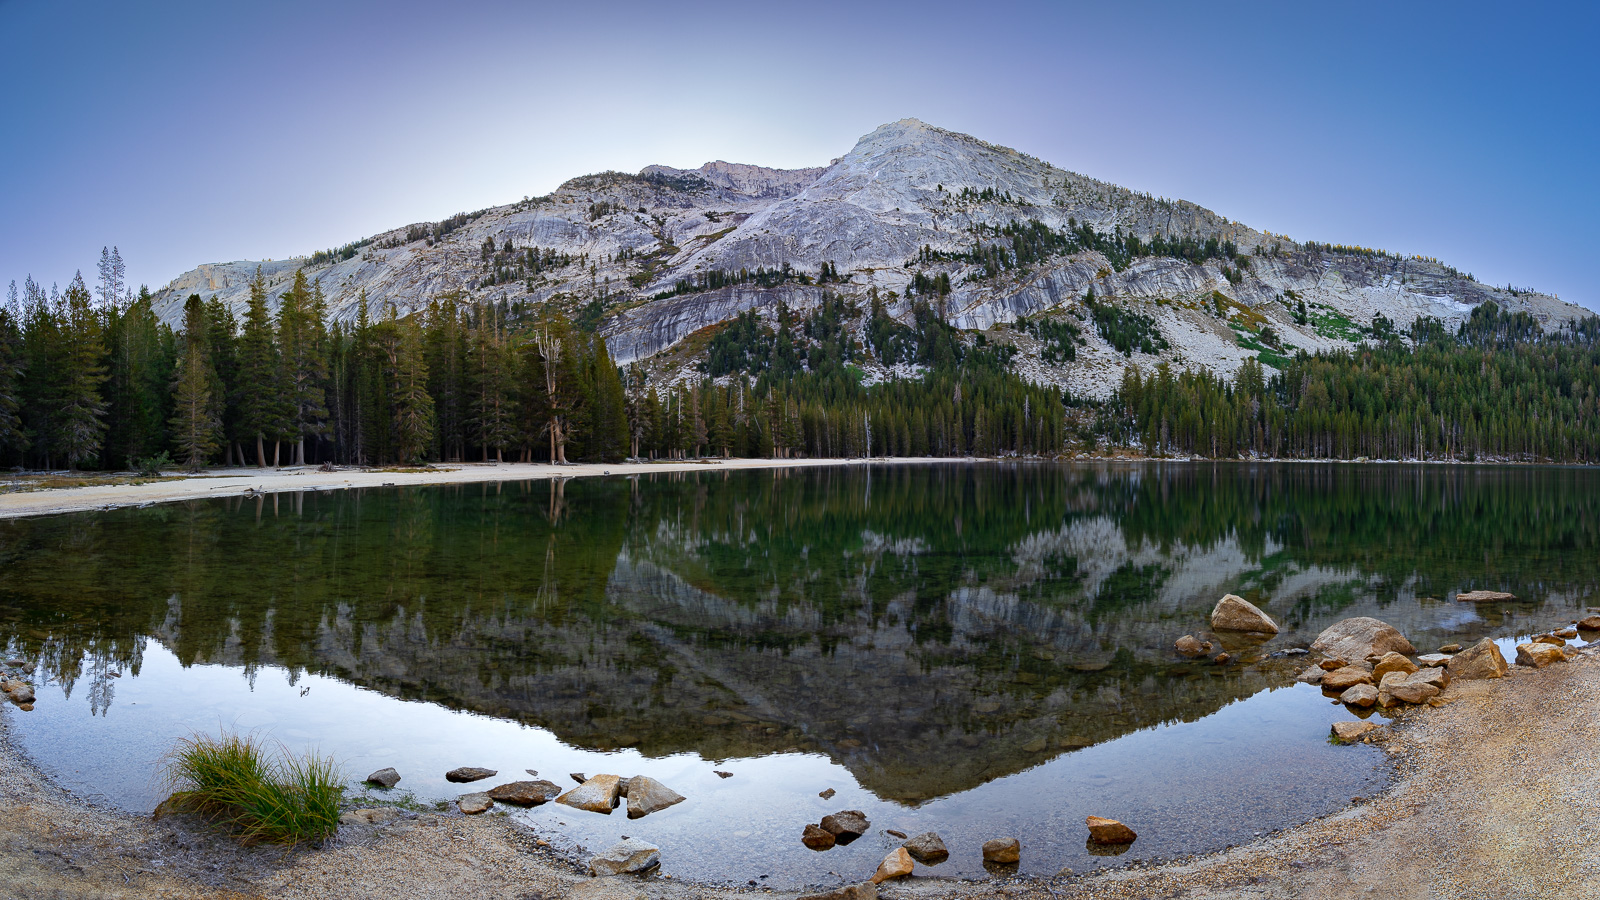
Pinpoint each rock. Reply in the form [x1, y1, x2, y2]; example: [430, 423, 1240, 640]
[982, 837, 1022, 863]
[1516, 642, 1566, 668]
[488, 780, 563, 806]
[1408, 667, 1451, 690]
[1331, 721, 1378, 743]
[1311, 618, 1415, 661]
[802, 823, 837, 850]
[1210, 594, 1279, 634]
[1378, 681, 1439, 707]
[871, 848, 914, 884]
[571, 772, 588, 784]
[1086, 816, 1137, 844]
[1296, 665, 1325, 685]
[1213, 652, 1231, 664]
[340, 807, 402, 825]
[625, 776, 685, 819]
[1555, 627, 1578, 639]
[1456, 590, 1516, 602]
[1318, 657, 1348, 671]
[886, 829, 907, 839]
[902, 831, 949, 864]
[1417, 653, 1452, 667]
[1372, 651, 1418, 681]
[617, 777, 631, 798]
[588, 838, 660, 876]
[1578, 616, 1600, 631]
[797, 883, 877, 900]
[1174, 635, 1204, 655]
[714, 770, 733, 778]
[568, 877, 649, 900]
[1320, 666, 1375, 691]
[1446, 638, 1509, 680]
[1340, 684, 1378, 708]
[364, 767, 401, 788]
[820, 809, 870, 839]
[1, 681, 35, 704]
[558, 774, 623, 814]
[1532, 634, 1566, 646]
[445, 767, 497, 783]
[1438, 643, 1463, 653]
[457, 793, 493, 814]
[818, 788, 836, 799]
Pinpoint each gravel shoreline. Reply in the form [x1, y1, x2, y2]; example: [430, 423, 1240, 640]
[4, 642, 1596, 898]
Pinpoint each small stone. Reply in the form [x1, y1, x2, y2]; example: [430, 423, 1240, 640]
[1296, 665, 1325, 685]
[1320, 666, 1374, 691]
[797, 883, 877, 900]
[1438, 643, 1462, 653]
[1372, 651, 1418, 681]
[1210, 594, 1279, 634]
[1086, 816, 1137, 844]
[626, 776, 685, 819]
[457, 793, 493, 814]
[588, 838, 660, 876]
[445, 767, 497, 783]
[17, 703, 31, 711]
[820, 810, 870, 839]
[714, 770, 733, 779]
[364, 767, 401, 788]
[903, 831, 949, 864]
[340, 807, 401, 825]
[570, 772, 587, 784]
[1577, 616, 1600, 631]
[1446, 638, 1509, 680]
[1417, 653, 1451, 667]
[1318, 657, 1348, 671]
[525, 769, 538, 776]
[1456, 590, 1515, 602]
[559, 774, 623, 813]
[802, 823, 836, 850]
[1340, 684, 1378, 708]
[871, 848, 913, 884]
[487, 780, 563, 806]
[1174, 635, 1204, 655]
[1555, 627, 1578, 639]
[982, 837, 1021, 863]
[818, 787, 836, 799]
[885, 829, 907, 839]
[1516, 642, 1566, 668]
[1213, 652, 1231, 664]
[1332, 721, 1378, 743]
[1532, 634, 1566, 646]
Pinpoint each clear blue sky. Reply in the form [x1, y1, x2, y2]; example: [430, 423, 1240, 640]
[2, 0, 1595, 309]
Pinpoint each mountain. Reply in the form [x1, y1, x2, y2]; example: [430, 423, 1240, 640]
[151, 119, 1586, 398]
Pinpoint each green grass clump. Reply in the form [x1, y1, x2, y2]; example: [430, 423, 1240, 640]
[160, 731, 343, 846]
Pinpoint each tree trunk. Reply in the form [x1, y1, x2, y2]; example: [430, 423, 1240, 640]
[295, 437, 305, 466]
[272, 441, 280, 467]
[256, 433, 266, 468]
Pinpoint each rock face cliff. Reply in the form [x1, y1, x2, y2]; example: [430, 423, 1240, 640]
[151, 119, 1587, 397]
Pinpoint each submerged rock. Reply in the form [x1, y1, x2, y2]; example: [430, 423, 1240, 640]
[445, 767, 497, 783]
[821, 810, 870, 839]
[457, 793, 493, 815]
[1086, 816, 1137, 844]
[902, 831, 949, 864]
[625, 776, 685, 819]
[1311, 618, 1415, 661]
[1456, 590, 1516, 602]
[1296, 665, 1325, 685]
[364, 768, 401, 789]
[1446, 638, 1509, 680]
[982, 837, 1021, 863]
[589, 838, 660, 876]
[559, 774, 623, 813]
[1174, 635, 1204, 655]
[488, 780, 563, 806]
[1516, 642, 1566, 668]
[1331, 721, 1378, 743]
[1210, 595, 1279, 634]
[872, 848, 914, 884]
[802, 823, 836, 850]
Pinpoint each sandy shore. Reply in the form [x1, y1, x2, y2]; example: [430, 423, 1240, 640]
[4, 642, 1597, 899]
[0, 458, 956, 520]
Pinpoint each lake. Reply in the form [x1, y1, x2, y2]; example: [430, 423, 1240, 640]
[1, 462, 1595, 886]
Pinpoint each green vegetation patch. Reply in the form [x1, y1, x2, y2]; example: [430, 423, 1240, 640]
[159, 730, 343, 846]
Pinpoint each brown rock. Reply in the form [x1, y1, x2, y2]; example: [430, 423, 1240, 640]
[1210, 594, 1279, 634]
[820, 810, 870, 838]
[625, 776, 685, 819]
[1456, 590, 1515, 602]
[487, 780, 562, 806]
[364, 767, 401, 788]
[1174, 635, 1204, 655]
[1331, 720, 1378, 742]
[902, 832, 949, 865]
[557, 774, 622, 813]
[871, 848, 913, 884]
[1378, 681, 1439, 707]
[1438, 643, 1463, 653]
[1086, 816, 1137, 844]
[1417, 653, 1452, 667]
[1320, 666, 1375, 691]
[1408, 667, 1451, 690]
[1372, 651, 1419, 681]
[1296, 665, 1325, 685]
[1516, 642, 1566, 668]
[1578, 615, 1600, 631]
[457, 792, 493, 814]
[982, 837, 1021, 863]
[1555, 627, 1578, 639]
[1213, 652, 1231, 664]
[1446, 638, 1509, 680]
[802, 823, 836, 850]
[1311, 618, 1415, 661]
[1318, 657, 1349, 671]
[818, 788, 836, 799]
[1340, 684, 1378, 708]
[1532, 634, 1566, 646]
[445, 766, 497, 783]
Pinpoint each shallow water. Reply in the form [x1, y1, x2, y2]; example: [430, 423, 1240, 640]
[0, 462, 1594, 885]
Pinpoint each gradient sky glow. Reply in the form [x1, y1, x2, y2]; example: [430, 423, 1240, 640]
[3, 0, 1596, 308]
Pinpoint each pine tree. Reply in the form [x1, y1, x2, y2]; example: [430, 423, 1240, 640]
[0, 300, 24, 459]
[53, 274, 109, 468]
[168, 295, 221, 471]
[584, 335, 628, 462]
[277, 270, 330, 465]
[390, 313, 434, 463]
[235, 267, 285, 466]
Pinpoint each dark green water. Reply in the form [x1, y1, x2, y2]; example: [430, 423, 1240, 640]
[0, 462, 1594, 885]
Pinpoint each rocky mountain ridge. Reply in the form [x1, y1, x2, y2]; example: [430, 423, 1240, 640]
[151, 119, 1587, 398]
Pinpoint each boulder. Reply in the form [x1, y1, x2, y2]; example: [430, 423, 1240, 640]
[1210, 595, 1279, 634]
[340, 807, 401, 825]
[568, 878, 649, 900]
[488, 780, 563, 806]
[871, 848, 914, 884]
[1331, 721, 1378, 742]
[625, 776, 685, 819]
[1532, 634, 1566, 646]
[820, 810, 870, 839]
[1578, 615, 1600, 631]
[588, 838, 660, 876]
[1446, 638, 1508, 680]
[1320, 666, 1375, 691]
[1516, 642, 1566, 668]
[1378, 681, 1439, 707]
[1296, 665, 1325, 685]
[982, 838, 1021, 863]
[1318, 657, 1349, 671]
[1086, 816, 1137, 844]
[902, 832, 949, 865]
[1456, 590, 1515, 602]
[802, 823, 836, 850]
[1372, 652, 1419, 681]
[1174, 635, 1204, 656]
[457, 793, 493, 815]
[1417, 653, 1451, 667]
[364, 767, 401, 789]
[797, 884, 877, 900]
[1340, 684, 1378, 708]
[1408, 667, 1451, 690]
[558, 774, 623, 814]
[1311, 618, 1415, 662]
[445, 767, 497, 783]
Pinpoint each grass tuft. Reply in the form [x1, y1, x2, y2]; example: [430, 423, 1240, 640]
[161, 730, 343, 846]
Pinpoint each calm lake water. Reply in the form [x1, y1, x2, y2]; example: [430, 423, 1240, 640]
[1, 462, 1596, 886]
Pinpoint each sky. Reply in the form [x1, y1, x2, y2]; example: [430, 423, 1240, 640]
[2, 0, 1596, 309]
